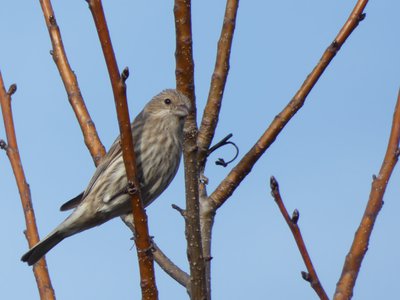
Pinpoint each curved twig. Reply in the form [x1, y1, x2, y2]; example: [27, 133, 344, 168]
[333, 90, 400, 300]
[0, 73, 56, 300]
[87, 1, 158, 298]
[270, 176, 328, 300]
[39, 0, 106, 166]
[208, 134, 239, 168]
[209, 0, 369, 209]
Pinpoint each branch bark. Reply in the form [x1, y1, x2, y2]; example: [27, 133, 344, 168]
[196, 2, 240, 297]
[333, 90, 400, 299]
[153, 243, 190, 288]
[197, 0, 239, 167]
[39, 0, 106, 166]
[121, 215, 190, 288]
[0, 73, 56, 300]
[209, 0, 369, 209]
[270, 176, 328, 300]
[87, 1, 157, 299]
[174, 1, 207, 299]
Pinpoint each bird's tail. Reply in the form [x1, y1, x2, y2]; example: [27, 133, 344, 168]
[21, 201, 99, 266]
[21, 230, 65, 266]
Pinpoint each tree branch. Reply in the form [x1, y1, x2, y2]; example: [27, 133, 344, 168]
[0, 73, 56, 300]
[270, 176, 328, 300]
[196, 2, 239, 296]
[87, 1, 157, 298]
[333, 90, 400, 300]
[197, 0, 239, 167]
[121, 214, 190, 289]
[153, 243, 190, 288]
[209, 0, 369, 209]
[39, 0, 106, 166]
[174, 0, 196, 102]
[174, 1, 207, 299]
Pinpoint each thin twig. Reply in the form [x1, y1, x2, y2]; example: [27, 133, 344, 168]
[209, 0, 369, 209]
[197, 0, 239, 167]
[174, 0, 207, 299]
[333, 90, 400, 300]
[270, 176, 328, 300]
[207, 133, 239, 167]
[39, 0, 106, 166]
[87, 1, 158, 298]
[207, 133, 233, 156]
[171, 204, 187, 218]
[0, 73, 56, 300]
[121, 215, 190, 289]
[152, 243, 190, 288]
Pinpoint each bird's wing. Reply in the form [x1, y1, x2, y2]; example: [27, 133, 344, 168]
[82, 114, 144, 199]
[82, 136, 123, 198]
[59, 137, 123, 211]
[59, 192, 84, 211]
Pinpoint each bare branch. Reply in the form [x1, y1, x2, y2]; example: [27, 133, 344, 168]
[39, 0, 106, 166]
[174, 0, 207, 299]
[87, 1, 157, 298]
[270, 176, 328, 300]
[196, 2, 240, 297]
[172, 204, 187, 218]
[0, 72, 56, 300]
[153, 243, 190, 288]
[209, 0, 369, 209]
[197, 0, 239, 167]
[121, 215, 190, 289]
[198, 191, 216, 300]
[333, 90, 400, 300]
[174, 0, 196, 102]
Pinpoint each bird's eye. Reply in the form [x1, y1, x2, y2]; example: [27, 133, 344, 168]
[164, 98, 172, 105]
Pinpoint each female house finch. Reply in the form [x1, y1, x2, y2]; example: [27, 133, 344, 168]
[21, 89, 191, 266]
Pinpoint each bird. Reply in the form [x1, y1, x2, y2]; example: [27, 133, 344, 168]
[21, 89, 191, 266]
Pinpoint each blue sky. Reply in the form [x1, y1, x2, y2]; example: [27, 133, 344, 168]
[1, 1, 399, 299]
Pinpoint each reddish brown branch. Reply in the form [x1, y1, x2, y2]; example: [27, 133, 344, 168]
[209, 0, 369, 209]
[270, 176, 328, 300]
[174, 1, 207, 299]
[121, 215, 190, 289]
[87, 1, 157, 298]
[39, 0, 106, 166]
[333, 91, 400, 300]
[197, 0, 239, 167]
[0, 73, 56, 300]
[174, 0, 196, 103]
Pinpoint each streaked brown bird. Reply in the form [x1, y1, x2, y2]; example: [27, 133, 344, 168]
[21, 89, 191, 265]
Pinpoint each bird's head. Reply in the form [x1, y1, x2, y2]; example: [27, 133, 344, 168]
[144, 89, 192, 120]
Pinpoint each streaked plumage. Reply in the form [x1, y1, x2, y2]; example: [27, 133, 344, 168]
[21, 89, 191, 266]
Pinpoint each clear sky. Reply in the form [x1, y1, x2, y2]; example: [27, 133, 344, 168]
[1, 1, 399, 299]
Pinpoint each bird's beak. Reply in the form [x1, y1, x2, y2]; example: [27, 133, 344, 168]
[175, 104, 190, 118]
